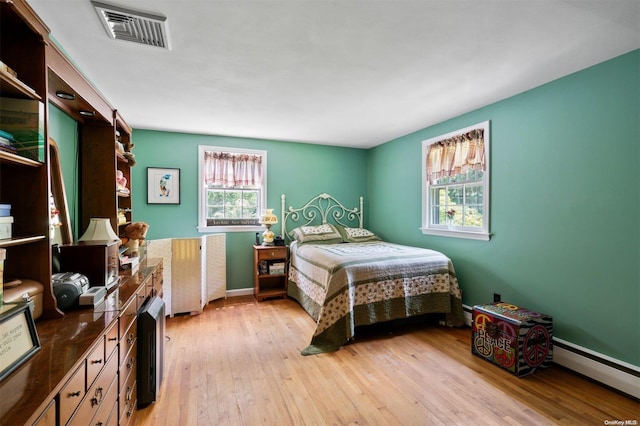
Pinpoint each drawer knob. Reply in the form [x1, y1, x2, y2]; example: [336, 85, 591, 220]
[69, 391, 81, 397]
[90, 358, 103, 365]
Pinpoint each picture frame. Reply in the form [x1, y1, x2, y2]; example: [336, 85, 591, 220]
[147, 167, 180, 204]
[0, 302, 41, 382]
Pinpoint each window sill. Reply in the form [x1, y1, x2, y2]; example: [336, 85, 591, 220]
[420, 227, 491, 241]
[198, 225, 264, 233]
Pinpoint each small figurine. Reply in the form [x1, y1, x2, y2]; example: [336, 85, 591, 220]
[116, 170, 130, 195]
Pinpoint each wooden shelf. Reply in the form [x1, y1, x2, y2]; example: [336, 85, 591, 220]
[253, 245, 289, 302]
[0, 235, 46, 248]
[0, 68, 41, 100]
[257, 273, 287, 279]
[0, 149, 43, 166]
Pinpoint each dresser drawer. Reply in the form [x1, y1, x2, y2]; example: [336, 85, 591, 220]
[32, 399, 56, 426]
[59, 364, 86, 425]
[105, 320, 119, 360]
[119, 319, 137, 371]
[119, 374, 137, 426]
[104, 401, 119, 426]
[86, 337, 106, 389]
[70, 350, 118, 426]
[257, 247, 288, 261]
[120, 339, 137, 385]
[150, 265, 164, 297]
[136, 285, 148, 310]
[88, 371, 118, 426]
[119, 297, 137, 339]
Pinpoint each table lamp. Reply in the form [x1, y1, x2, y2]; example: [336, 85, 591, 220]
[79, 218, 119, 242]
[258, 209, 278, 245]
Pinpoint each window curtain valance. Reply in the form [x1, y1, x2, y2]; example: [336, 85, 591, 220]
[426, 128, 485, 184]
[204, 151, 263, 187]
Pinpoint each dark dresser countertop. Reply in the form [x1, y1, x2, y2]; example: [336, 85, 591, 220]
[0, 258, 162, 425]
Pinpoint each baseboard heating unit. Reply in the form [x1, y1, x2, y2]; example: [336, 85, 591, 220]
[463, 304, 640, 399]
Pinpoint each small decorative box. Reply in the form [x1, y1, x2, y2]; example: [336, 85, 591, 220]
[472, 302, 553, 377]
[0, 216, 13, 239]
[0, 204, 11, 217]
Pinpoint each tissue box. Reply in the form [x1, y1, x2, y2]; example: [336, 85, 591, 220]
[0, 216, 13, 239]
[472, 302, 553, 377]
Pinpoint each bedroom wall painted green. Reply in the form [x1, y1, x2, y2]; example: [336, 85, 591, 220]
[130, 130, 368, 294]
[46, 49, 638, 367]
[367, 49, 640, 366]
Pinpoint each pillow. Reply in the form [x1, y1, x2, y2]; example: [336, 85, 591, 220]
[291, 224, 343, 245]
[337, 226, 381, 243]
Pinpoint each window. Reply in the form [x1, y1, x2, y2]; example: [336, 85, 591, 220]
[198, 146, 267, 232]
[421, 121, 490, 240]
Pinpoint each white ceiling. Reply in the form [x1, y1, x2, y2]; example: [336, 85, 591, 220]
[28, 0, 640, 148]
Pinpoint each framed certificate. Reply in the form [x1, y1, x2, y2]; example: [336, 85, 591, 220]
[0, 302, 40, 382]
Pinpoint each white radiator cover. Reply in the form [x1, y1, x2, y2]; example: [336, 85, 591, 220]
[146, 234, 226, 316]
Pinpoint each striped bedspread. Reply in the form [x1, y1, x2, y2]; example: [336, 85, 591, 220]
[287, 241, 465, 355]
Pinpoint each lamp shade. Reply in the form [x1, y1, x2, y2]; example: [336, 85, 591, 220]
[79, 218, 119, 242]
[259, 209, 278, 225]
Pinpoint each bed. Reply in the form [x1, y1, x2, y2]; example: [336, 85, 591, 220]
[281, 193, 465, 355]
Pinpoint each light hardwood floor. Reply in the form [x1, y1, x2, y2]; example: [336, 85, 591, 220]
[137, 296, 639, 426]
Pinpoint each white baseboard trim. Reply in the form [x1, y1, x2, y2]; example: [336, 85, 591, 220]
[463, 304, 640, 399]
[226, 288, 255, 298]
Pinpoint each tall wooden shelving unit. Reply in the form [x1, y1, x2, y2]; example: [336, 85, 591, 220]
[0, 0, 135, 319]
[77, 111, 133, 238]
[115, 111, 133, 234]
[0, 3, 156, 424]
[0, 0, 61, 319]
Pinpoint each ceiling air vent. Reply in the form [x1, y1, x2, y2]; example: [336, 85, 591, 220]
[92, 1, 170, 49]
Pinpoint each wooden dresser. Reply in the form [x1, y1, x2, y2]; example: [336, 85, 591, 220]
[0, 258, 163, 425]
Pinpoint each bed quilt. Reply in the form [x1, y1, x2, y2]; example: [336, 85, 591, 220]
[287, 241, 465, 355]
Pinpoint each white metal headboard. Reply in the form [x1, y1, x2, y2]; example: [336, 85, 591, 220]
[281, 193, 363, 242]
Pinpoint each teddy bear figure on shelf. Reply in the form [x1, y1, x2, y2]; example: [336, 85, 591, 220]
[121, 221, 149, 257]
[123, 142, 136, 167]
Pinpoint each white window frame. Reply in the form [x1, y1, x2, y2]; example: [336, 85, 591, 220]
[197, 145, 267, 233]
[421, 121, 491, 241]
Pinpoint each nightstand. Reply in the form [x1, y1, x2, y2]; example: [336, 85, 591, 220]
[253, 245, 289, 301]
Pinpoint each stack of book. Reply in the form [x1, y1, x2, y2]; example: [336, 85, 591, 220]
[269, 262, 285, 275]
[0, 130, 16, 154]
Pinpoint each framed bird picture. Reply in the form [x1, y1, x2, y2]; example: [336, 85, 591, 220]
[147, 167, 180, 204]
